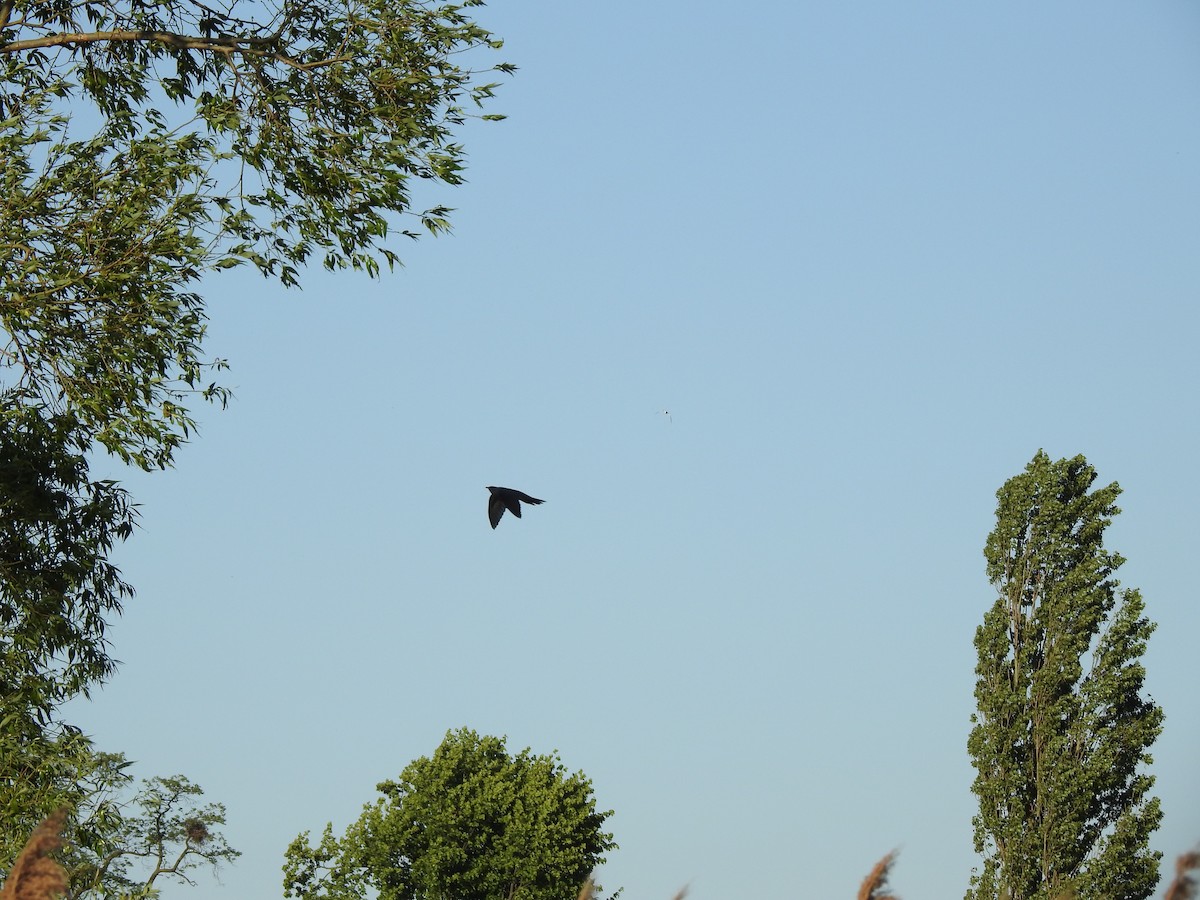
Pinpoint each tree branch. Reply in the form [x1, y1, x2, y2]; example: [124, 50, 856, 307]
[0, 27, 349, 71]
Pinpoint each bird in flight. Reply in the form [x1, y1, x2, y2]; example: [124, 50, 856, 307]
[486, 486, 545, 529]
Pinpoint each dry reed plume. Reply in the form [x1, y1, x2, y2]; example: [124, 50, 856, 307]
[0, 810, 69, 900]
[521, 842, 1200, 900]
[1164, 849, 1200, 900]
[848, 844, 1200, 900]
[858, 850, 901, 900]
[577, 875, 686, 900]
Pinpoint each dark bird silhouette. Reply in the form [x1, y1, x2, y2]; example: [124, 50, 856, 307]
[487, 486, 545, 529]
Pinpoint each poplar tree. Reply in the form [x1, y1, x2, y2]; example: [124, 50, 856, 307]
[967, 451, 1163, 900]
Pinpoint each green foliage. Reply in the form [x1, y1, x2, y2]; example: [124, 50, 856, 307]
[0, 716, 109, 870]
[0, 733, 237, 899]
[284, 728, 617, 900]
[1, 0, 511, 467]
[3, 6, 507, 891]
[65, 770, 240, 900]
[0, 391, 136, 718]
[0, 388, 130, 878]
[966, 451, 1163, 900]
[0, 392, 239, 897]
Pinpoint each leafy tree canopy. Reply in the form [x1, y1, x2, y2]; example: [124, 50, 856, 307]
[0, 391, 135, 719]
[0, 394, 236, 895]
[1, 0, 511, 468]
[967, 451, 1163, 900]
[0, 732, 238, 900]
[284, 728, 618, 900]
[2, 4, 508, 890]
[66, 767, 239, 900]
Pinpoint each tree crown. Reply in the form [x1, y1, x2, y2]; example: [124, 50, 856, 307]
[1, 0, 512, 467]
[968, 451, 1162, 900]
[284, 728, 617, 900]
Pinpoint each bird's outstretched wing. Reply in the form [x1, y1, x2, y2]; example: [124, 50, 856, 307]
[487, 486, 545, 529]
[488, 493, 505, 529]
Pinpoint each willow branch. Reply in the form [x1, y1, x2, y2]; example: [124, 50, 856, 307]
[0, 27, 349, 71]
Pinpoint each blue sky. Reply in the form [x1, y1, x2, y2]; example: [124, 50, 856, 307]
[65, 2, 1200, 898]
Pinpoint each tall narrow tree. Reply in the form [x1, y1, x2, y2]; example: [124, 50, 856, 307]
[967, 451, 1163, 900]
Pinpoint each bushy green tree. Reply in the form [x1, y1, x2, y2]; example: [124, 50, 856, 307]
[967, 451, 1163, 900]
[284, 728, 617, 900]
